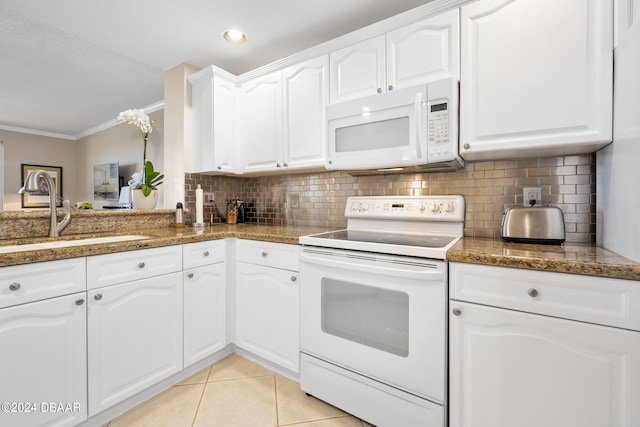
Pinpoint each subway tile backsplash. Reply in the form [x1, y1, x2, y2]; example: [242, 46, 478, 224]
[185, 154, 596, 243]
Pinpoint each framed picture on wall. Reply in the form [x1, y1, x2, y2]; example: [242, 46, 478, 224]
[21, 164, 63, 208]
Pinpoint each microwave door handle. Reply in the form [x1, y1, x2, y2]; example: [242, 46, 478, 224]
[415, 92, 425, 159]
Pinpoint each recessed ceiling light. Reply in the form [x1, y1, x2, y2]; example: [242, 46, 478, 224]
[223, 29, 247, 44]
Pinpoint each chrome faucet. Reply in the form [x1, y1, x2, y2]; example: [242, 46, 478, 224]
[19, 170, 71, 237]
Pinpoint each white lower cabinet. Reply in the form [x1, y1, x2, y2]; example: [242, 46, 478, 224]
[235, 243, 299, 374]
[87, 272, 183, 416]
[0, 292, 87, 427]
[184, 262, 226, 367]
[449, 263, 640, 427]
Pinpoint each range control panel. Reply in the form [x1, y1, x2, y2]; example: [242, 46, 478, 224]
[345, 196, 465, 222]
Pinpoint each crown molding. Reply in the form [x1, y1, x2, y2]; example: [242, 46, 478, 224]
[0, 124, 77, 140]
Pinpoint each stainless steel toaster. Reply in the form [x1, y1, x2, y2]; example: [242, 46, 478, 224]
[501, 207, 565, 244]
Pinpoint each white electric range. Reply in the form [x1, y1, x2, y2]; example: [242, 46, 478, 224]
[298, 196, 465, 427]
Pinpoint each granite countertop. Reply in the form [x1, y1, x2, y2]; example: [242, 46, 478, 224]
[447, 237, 640, 281]
[0, 224, 334, 268]
[2, 224, 639, 281]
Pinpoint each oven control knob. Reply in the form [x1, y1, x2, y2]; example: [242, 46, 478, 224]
[351, 201, 360, 211]
[430, 203, 440, 212]
[420, 204, 426, 213]
[445, 202, 455, 212]
[361, 202, 370, 211]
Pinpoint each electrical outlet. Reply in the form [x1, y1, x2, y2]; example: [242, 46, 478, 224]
[290, 193, 299, 209]
[203, 192, 215, 206]
[523, 187, 542, 207]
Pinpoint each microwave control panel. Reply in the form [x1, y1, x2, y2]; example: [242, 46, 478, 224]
[426, 77, 458, 163]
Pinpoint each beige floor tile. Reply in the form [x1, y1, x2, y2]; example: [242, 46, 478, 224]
[282, 416, 365, 426]
[276, 374, 350, 426]
[208, 353, 274, 381]
[176, 365, 211, 386]
[194, 375, 277, 427]
[108, 383, 204, 427]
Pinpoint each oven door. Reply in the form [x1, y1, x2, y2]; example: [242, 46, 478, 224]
[299, 247, 446, 403]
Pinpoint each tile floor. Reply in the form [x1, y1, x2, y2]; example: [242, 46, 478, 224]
[107, 354, 374, 427]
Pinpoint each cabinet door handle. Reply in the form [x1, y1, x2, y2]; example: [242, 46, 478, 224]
[527, 288, 539, 298]
[187, 272, 194, 279]
[283, 162, 288, 167]
[291, 275, 297, 282]
[463, 143, 471, 150]
[94, 293, 103, 301]
[276, 163, 281, 168]
[217, 165, 222, 170]
[138, 262, 146, 269]
[261, 251, 268, 258]
[8, 282, 21, 291]
[75, 298, 85, 306]
[203, 251, 210, 257]
[388, 85, 393, 91]
[452, 307, 462, 316]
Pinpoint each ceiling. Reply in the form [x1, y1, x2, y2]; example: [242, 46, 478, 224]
[0, 0, 435, 139]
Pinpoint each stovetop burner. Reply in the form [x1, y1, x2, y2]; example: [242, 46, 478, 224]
[310, 230, 459, 249]
[300, 196, 465, 260]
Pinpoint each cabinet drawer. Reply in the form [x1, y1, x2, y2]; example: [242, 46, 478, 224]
[87, 245, 182, 290]
[450, 262, 640, 331]
[0, 258, 86, 309]
[236, 240, 299, 271]
[183, 240, 225, 269]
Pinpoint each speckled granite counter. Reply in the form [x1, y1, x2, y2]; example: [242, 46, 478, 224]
[447, 237, 640, 281]
[0, 224, 333, 268]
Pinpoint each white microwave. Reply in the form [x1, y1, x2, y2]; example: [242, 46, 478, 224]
[326, 78, 463, 172]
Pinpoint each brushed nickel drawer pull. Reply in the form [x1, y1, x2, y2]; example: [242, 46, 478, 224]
[94, 293, 103, 301]
[75, 298, 85, 306]
[203, 251, 210, 257]
[452, 307, 462, 316]
[527, 288, 539, 298]
[187, 273, 194, 279]
[9, 282, 21, 291]
[138, 262, 146, 269]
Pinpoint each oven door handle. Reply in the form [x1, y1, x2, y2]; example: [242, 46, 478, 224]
[300, 250, 444, 281]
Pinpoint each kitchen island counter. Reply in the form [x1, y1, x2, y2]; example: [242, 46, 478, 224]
[448, 237, 640, 281]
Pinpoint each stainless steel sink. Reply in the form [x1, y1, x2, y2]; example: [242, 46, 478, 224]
[0, 235, 150, 254]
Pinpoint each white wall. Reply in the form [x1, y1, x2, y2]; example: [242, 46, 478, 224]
[0, 130, 78, 211]
[76, 110, 164, 208]
[596, 19, 640, 262]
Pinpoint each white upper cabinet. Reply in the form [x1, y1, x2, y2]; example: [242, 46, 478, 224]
[189, 69, 237, 174]
[330, 9, 460, 104]
[330, 35, 386, 103]
[240, 70, 284, 173]
[615, 0, 640, 47]
[282, 55, 329, 170]
[241, 56, 328, 174]
[459, 0, 613, 161]
[386, 9, 460, 89]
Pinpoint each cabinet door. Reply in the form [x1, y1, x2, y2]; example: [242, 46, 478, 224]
[282, 55, 329, 170]
[235, 262, 299, 373]
[615, 0, 640, 47]
[184, 263, 226, 367]
[449, 301, 640, 427]
[460, 0, 613, 160]
[87, 272, 183, 415]
[386, 9, 460, 89]
[0, 293, 87, 427]
[190, 72, 236, 173]
[330, 35, 385, 103]
[212, 75, 237, 173]
[241, 71, 283, 172]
